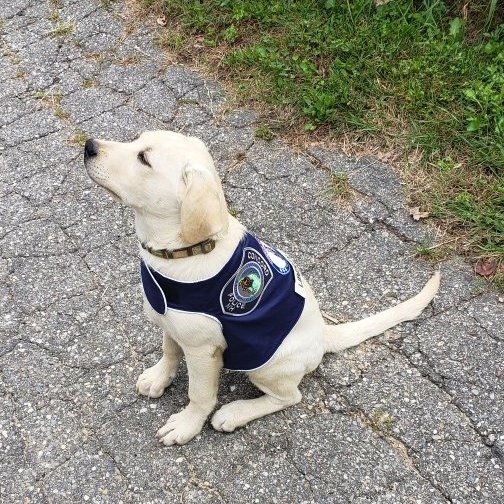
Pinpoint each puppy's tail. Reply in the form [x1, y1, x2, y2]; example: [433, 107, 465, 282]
[324, 271, 440, 353]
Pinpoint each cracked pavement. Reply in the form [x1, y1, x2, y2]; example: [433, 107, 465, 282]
[0, 1, 503, 502]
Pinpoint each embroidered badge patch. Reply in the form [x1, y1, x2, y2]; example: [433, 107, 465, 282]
[220, 247, 273, 316]
[258, 239, 291, 275]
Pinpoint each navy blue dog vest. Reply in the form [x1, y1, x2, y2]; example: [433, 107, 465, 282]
[140, 233, 306, 371]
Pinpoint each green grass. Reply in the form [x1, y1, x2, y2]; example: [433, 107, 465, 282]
[70, 131, 89, 146]
[48, 10, 60, 22]
[254, 125, 276, 141]
[329, 172, 351, 201]
[144, 0, 504, 257]
[48, 21, 75, 38]
[370, 408, 395, 431]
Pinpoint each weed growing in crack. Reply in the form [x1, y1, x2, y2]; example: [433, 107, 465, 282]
[82, 77, 98, 88]
[35, 91, 63, 108]
[70, 131, 89, 146]
[254, 125, 276, 141]
[48, 22, 75, 39]
[414, 244, 450, 262]
[370, 409, 395, 431]
[48, 10, 60, 22]
[54, 107, 69, 120]
[329, 172, 351, 201]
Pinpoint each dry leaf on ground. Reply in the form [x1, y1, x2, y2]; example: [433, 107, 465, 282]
[474, 259, 497, 277]
[409, 206, 430, 221]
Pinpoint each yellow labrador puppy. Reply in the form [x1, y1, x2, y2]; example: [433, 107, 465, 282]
[84, 130, 440, 446]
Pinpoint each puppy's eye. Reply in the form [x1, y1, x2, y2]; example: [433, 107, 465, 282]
[137, 151, 151, 167]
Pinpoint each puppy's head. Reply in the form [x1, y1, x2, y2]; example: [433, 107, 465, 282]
[83, 130, 229, 244]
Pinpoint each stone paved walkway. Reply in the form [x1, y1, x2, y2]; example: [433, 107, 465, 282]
[1, 1, 503, 502]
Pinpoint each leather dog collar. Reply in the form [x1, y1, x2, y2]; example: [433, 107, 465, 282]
[141, 238, 216, 259]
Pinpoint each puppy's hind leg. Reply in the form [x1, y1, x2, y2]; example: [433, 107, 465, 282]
[211, 369, 304, 432]
[136, 332, 182, 398]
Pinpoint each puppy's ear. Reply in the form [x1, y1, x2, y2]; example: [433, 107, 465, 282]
[180, 166, 229, 244]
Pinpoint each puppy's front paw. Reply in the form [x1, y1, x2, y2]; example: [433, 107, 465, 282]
[136, 359, 176, 398]
[156, 409, 206, 446]
[211, 400, 249, 432]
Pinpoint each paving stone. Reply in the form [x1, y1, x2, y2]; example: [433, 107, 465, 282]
[182, 78, 227, 113]
[0, 285, 24, 354]
[19, 399, 91, 477]
[21, 290, 104, 354]
[112, 26, 164, 62]
[48, 69, 88, 96]
[79, 105, 163, 141]
[9, 254, 95, 312]
[0, 191, 37, 233]
[246, 138, 312, 179]
[353, 196, 390, 224]
[16, 37, 64, 90]
[10, 0, 49, 20]
[332, 350, 504, 501]
[0, 108, 62, 147]
[404, 308, 504, 439]
[465, 292, 504, 341]
[384, 207, 434, 242]
[0, 342, 84, 417]
[204, 125, 255, 176]
[102, 282, 161, 355]
[60, 306, 133, 368]
[96, 406, 192, 495]
[173, 103, 213, 129]
[306, 231, 435, 320]
[161, 65, 205, 98]
[287, 413, 448, 503]
[49, 187, 114, 232]
[0, 96, 36, 127]
[0, 391, 41, 503]
[222, 109, 258, 129]
[84, 241, 138, 289]
[0, 218, 76, 258]
[69, 55, 102, 81]
[0, 0, 32, 18]
[132, 79, 178, 123]
[13, 166, 67, 205]
[182, 426, 314, 503]
[0, 75, 29, 101]
[63, 200, 130, 251]
[76, 30, 120, 53]
[226, 163, 364, 272]
[61, 87, 126, 123]
[431, 258, 489, 312]
[42, 443, 135, 503]
[307, 144, 359, 173]
[64, 360, 142, 430]
[1, 148, 46, 186]
[16, 129, 78, 167]
[73, 8, 123, 52]
[351, 157, 409, 210]
[4, 16, 52, 50]
[100, 60, 160, 94]
[59, 0, 100, 22]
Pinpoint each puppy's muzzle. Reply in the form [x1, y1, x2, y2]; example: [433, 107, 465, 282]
[84, 138, 98, 161]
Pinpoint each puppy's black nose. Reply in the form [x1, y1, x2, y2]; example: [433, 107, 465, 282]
[84, 138, 98, 159]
